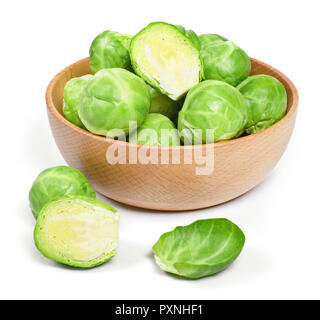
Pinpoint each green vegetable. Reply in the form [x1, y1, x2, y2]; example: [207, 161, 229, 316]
[29, 166, 96, 219]
[199, 33, 228, 47]
[79, 68, 151, 137]
[130, 113, 180, 146]
[174, 25, 201, 50]
[34, 196, 119, 268]
[89, 30, 132, 74]
[149, 86, 181, 120]
[152, 218, 245, 279]
[200, 38, 251, 86]
[130, 22, 202, 101]
[237, 75, 287, 134]
[178, 80, 248, 144]
[63, 75, 93, 129]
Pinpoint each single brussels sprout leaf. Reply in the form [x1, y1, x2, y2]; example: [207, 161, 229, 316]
[174, 25, 201, 50]
[63, 75, 93, 129]
[130, 22, 202, 101]
[34, 196, 119, 268]
[201, 40, 251, 86]
[129, 113, 180, 146]
[89, 30, 132, 74]
[199, 33, 228, 48]
[178, 80, 247, 144]
[237, 75, 287, 134]
[79, 68, 151, 137]
[153, 218, 245, 279]
[149, 86, 182, 120]
[29, 166, 96, 219]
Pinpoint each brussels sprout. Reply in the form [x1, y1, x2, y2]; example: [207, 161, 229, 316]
[29, 166, 96, 219]
[149, 86, 181, 120]
[178, 80, 247, 144]
[201, 39, 251, 86]
[130, 22, 202, 101]
[79, 68, 151, 137]
[153, 218, 245, 279]
[174, 25, 201, 50]
[34, 196, 119, 268]
[63, 75, 93, 129]
[130, 113, 180, 146]
[89, 30, 132, 74]
[237, 75, 287, 134]
[199, 33, 228, 47]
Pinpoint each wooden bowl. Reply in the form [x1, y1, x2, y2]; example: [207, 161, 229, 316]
[46, 57, 298, 211]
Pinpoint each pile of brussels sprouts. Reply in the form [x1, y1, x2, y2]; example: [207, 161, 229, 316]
[30, 166, 245, 277]
[63, 21, 287, 145]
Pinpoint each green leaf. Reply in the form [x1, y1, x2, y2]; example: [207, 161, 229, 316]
[152, 218, 245, 279]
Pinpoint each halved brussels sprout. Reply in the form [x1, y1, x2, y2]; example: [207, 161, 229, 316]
[237, 75, 287, 134]
[201, 38, 251, 86]
[178, 80, 247, 144]
[199, 33, 228, 47]
[79, 68, 151, 137]
[34, 196, 119, 268]
[29, 166, 96, 219]
[130, 22, 202, 101]
[63, 75, 93, 129]
[89, 30, 132, 74]
[130, 113, 180, 146]
[153, 218, 245, 279]
[149, 86, 181, 120]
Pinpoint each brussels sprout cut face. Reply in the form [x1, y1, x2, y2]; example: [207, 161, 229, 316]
[237, 75, 287, 134]
[89, 30, 132, 74]
[79, 68, 151, 137]
[201, 40, 251, 86]
[34, 196, 119, 268]
[130, 22, 202, 101]
[63, 75, 93, 129]
[153, 219, 245, 279]
[178, 80, 247, 144]
[130, 113, 180, 146]
[29, 166, 96, 219]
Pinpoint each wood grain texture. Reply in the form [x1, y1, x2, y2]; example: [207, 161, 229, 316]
[46, 57, 299, 211]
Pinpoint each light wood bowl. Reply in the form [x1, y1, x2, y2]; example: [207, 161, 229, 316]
[46, 57, 298, 211]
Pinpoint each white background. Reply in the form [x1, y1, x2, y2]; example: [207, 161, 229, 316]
[0, 0, 319, 300]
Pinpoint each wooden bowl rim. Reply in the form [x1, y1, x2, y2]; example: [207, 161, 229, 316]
[46, 57, 299, 150]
